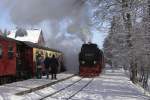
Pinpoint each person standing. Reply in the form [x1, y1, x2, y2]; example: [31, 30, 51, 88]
[50, 55, 58, 80]
[36, 54, 43, 79]
[44, 54, 51, 79]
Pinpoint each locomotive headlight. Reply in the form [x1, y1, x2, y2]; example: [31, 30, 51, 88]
[93, 61, 97, 64]
[81, 61, 85, 64]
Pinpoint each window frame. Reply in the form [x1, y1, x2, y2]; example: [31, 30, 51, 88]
[0, 44, 2, 58]
[8, 44, 14, 59]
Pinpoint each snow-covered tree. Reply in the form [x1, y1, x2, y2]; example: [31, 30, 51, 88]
[90, 0, 149, 89]
[103, 15, 129, 70]
[138, 0, 150, 89]
[3, 29, 8, 37]
[0, 29, 3, 35]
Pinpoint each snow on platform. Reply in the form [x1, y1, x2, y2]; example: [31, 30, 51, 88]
[0, 72, 74, 100]
[23, 69, 150, 100]
[0, 70, 150, 100]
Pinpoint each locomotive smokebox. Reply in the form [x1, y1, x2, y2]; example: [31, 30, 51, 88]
[79, 43, 104, 77]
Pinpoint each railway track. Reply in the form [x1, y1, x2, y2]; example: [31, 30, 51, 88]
[39, 77, 94, 100]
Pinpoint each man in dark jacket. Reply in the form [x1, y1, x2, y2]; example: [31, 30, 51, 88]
[50, 55, 58, 80]
[44, 54, 51, 79]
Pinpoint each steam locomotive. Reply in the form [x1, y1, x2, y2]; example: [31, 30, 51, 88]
[79, 43, 104, 77]
[0, 36, 62, 84]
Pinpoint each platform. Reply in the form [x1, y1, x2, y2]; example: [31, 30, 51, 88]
[0, 72, 74, 100]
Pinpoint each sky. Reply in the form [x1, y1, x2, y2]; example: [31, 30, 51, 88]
[0, 9, 12, 29]
[0, 1, 14, 30]
[0, 15, 106, 49]
[0, 1, 107, 49]
[0, 12, 106, 49]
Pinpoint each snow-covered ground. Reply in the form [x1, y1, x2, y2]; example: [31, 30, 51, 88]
[123, 69, 150, 96]
[71, 70, 149, 100]
[0, 72, 74, 100]
[0, 69, 149, 100]
[22, 69, 150, 100]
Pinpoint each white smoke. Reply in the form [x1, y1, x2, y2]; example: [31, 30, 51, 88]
[1, 0, 94, 73]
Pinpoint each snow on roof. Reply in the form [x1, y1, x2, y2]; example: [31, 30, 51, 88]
[7, 29, 42, 43]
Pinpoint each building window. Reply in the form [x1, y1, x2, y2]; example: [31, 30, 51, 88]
[8, 45, 14, 59]
[0, 44, 2, 58]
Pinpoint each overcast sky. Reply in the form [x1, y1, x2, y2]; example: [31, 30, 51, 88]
[0, 0, 108, 49]
[0, 13, 107, 49]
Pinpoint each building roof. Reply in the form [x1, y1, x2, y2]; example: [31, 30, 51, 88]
[0, 35, 21, 44]
[7, 29, 42, 43]
[0, 35, 62, 53]
[22, 41, 62, 53]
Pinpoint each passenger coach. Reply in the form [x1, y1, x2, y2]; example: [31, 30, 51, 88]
[0, 36, 62, 84]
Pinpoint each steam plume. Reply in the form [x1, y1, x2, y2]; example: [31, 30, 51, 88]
[1, 0, 93, 73]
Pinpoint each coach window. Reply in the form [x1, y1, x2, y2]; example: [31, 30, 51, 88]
[0, 44, 2, 58]
[8, 45, 14, 59]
